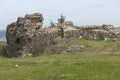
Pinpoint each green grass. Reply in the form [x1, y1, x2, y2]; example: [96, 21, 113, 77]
[0, 53, 120, 80]
[0, 39, 120, 80]
[56, 38, 120, 53]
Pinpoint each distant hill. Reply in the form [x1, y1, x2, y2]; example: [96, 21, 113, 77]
[116, 27, 120, 29]
[0, 30, 6, 41]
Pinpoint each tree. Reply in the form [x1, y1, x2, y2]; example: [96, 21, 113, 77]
[57, 14, 65, 25]
[57, 14, 65, 38]
[50, 20, 55, 28]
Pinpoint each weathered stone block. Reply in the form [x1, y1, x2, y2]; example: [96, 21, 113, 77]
[6, 13, 45, 57]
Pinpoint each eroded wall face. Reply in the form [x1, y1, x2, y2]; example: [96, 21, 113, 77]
[6, 13, 120, 57]
[6, 13, 45, 57]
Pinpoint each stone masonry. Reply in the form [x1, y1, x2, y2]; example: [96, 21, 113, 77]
[6, 13, 47, 57]
[6, 13, 120, 57]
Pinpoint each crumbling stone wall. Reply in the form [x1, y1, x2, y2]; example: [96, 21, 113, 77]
[48, 22, 120, 41]
[6, 13, 47, 57]
[6, 13, 120, 57]
[45, 24, 120, 54]
[64, 25, 120, 41]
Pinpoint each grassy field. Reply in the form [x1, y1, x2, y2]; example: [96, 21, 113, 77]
[0, 39, 120, 80]
[0, 53, 120, 80]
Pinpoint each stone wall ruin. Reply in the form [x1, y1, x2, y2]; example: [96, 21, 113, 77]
[6, 13, 47, 57]
[6, 13, 120, 57]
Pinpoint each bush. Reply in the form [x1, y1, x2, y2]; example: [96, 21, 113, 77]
[28, 32, 47, 56]
[0, 41, 7, 57]
[57, 14, 65, 24]
[50, 20, 55, 28]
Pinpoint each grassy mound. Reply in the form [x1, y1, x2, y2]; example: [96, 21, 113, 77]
[45, 38, 120, 54]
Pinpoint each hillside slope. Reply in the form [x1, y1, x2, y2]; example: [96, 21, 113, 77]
[45, 38, 120, 54]
[0, 30, 6, 40]
[0, 39, 120, 79]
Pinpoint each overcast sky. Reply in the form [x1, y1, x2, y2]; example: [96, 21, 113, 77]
[0, 0, 120, 30]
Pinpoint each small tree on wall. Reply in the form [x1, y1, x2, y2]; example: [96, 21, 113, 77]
[57, 14, 65, 25]
[49, 14, 66, 38]
[50, 20, 55, 28]
[57, 14, 65, 38]
[49, 14, 65, 27]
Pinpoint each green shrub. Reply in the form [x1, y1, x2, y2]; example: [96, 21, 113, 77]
[57, 14, 65, 24]
[0, 41, 7, 57]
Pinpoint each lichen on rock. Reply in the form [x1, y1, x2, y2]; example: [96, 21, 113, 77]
[6, 13, 45, 57]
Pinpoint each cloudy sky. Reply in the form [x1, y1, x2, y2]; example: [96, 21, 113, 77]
[0, 0, 119, 30]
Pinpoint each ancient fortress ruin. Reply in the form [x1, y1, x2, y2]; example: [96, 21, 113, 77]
[6, 13, 120, 57]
